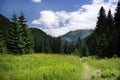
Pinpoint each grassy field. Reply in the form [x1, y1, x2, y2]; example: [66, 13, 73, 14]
[81, 57, 120, 80]
[0, 54, 83, 80]
[0, 54, 120, 80]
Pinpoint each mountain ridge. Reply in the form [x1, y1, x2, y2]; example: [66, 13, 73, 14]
[61, 29, 93, 43]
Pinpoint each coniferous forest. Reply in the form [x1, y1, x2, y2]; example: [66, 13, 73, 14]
[0, 0, 120, 80]
[0, 1, 120, 58]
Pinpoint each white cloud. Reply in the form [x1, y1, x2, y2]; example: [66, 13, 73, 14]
[32, 0, 117, 37]
[92, 0, 104, 4]
[32, 0, 42, 3]
[32, 11, 59, 28]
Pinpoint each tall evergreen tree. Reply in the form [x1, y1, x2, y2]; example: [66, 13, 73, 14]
[115, 0, 120, 33]
[95, 6, 107, 34]
[106, 9, 115, 36]
[44, 39, 52, 53]
[75, 37, 82, 49]
[18, 12, 34, 54]
[74, 37, 82, 56]
[7, 19, 24, 54]
[86, 1, 120, 57]
[106, 0, 120, 57]
[111, 0, 120, 56]
[104, 9, 115, 57]
[68, 42, 75, 54]
[86, 7, 108, 57]
[82, 44, 89, 56]
[7, 12, 34, 54]
[64, 41, 69, 54]
[51, 38, 63, 53]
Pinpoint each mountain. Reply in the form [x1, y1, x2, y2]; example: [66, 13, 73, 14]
[0, 14, 11, 40]
[30, 28, 53, 53]
[61, 29, 93, 43]
[30, 28, 52, 39]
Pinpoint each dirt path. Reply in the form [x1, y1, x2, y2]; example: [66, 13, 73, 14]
[81, 63, 91, 80]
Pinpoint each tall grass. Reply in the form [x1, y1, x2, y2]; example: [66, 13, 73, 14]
[0, 54, 83, 80]
[81, 57, 120, 80]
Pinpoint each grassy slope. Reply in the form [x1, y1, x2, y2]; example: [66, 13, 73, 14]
[0, 54, 83, 80]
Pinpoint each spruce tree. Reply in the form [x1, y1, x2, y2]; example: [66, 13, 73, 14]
[82, 45, 89, 56]
[74, 37, 82, 56]
[18, 12, 34, 54]
[64, 41, 69, 54]
[113, 0, 120, 56]
[75, 37, 82, 49]
[104, 9, 115, 57]
[115, 0, 120, 34]
[106, 0, 120, 57]
[86, 7, 108, 57]
[7, 13, 24, 54]
[95, 6, 107, 34]
[44, 39, 51, 53]
[106, 9, 115, 36]
[68, 42, 75, 54]
[7, 21, 24, 54]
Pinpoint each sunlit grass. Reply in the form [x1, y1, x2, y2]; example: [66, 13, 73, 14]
[0, 54, 83, 80]
[81, 56, 120, 80]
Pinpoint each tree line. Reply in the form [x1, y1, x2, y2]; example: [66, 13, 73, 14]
[0, 12, 85, 55]
[86, 0, 120, 57]
[30, 27, 85, 56]
[0, 13, 34, 54]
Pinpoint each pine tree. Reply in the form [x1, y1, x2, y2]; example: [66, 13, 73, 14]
[112, 0, 120, 56]
[82, 45, 89, 56]
[18, 12, 34, 54]
[7, 13, 25, 54]
[86, 7, 108, 57]
[95, 6, 107, 34]
[106, 9, 115, 36]
[44, 39, 51, 53]
[104, 9, 115, 57]
[68, 42, 75, 54]
[86, 35, 96, 55]
[75, 37, 82, 49]
[115, 0, 120, 34]
[86, 1, 120, 57]
[7, 12, 34, 54]
[74, 37, 82, 56]
[64, 41, 69, 54]
[106, 0, 120, 57]
[57, 38, 63, 53]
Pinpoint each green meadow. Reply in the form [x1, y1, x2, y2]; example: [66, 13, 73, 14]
[81, 57, 120, 80]
[0, 54, 83, 80]
[0, 54, 120, 80]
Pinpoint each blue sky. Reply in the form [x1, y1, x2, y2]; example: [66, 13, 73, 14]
[0, 0, 91, 24]
[0, 0, 118, 37]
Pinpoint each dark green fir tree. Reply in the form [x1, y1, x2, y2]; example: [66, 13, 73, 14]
[18, 12, 34, 54]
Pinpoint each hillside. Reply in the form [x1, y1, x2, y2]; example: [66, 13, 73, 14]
[30, 28, 53, 53]
[61, 29, 93, 43]
[30, 28, 52, 39]
[0, 14, 11, 40]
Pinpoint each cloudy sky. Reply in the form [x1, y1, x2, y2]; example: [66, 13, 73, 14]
[0, 0, 118, 37]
